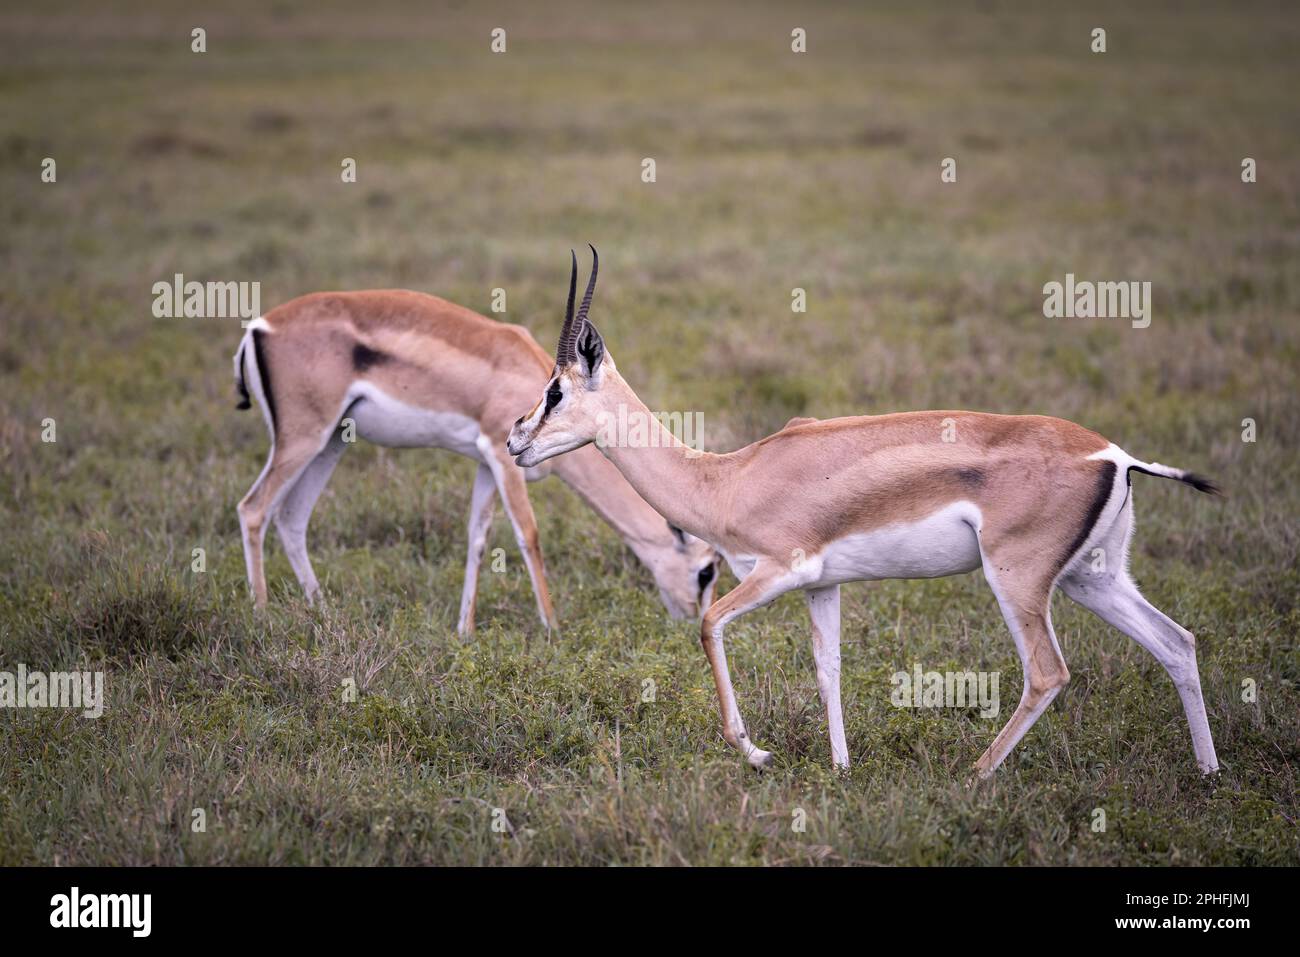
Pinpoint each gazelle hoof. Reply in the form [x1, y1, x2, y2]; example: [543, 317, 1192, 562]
[966, 766, 995, 789]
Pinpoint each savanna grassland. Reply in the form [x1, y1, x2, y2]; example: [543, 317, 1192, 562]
[0, 1, 1297, 865]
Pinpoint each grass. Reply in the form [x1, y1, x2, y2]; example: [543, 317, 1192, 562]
[0, 0, 1297, 865]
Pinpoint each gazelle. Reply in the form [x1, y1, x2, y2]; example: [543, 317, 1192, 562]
[507, 247, 1222, 777]
[231, 283, 720, 633]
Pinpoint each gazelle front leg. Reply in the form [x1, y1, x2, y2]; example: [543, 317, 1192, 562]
[700, 563, 788, 768]
[974, 552, 1070, 778]
[480, 438, 558, 631]
[806, 585, 849, 768]
[457, 463, 499, 637]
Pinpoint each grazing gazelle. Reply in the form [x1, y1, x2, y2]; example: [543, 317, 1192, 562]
[507, 247, 1222, 777]
[231, 278, 719, 633]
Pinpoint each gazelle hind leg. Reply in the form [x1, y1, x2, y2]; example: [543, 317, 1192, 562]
[457, 463, 499, 637]
[806, 585, 849, 768]
[239, 448, 277, 606]
[238, 436, 327, 607]
[1060, 498, 1218, 772]
[974, 549, 1070, 778]
[1062, 573, 1218, 772]
[273, 430, 348, 603]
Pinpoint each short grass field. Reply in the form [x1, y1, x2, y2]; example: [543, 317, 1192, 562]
[1, 1, 1297, 865]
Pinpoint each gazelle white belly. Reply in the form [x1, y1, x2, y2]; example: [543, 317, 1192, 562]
[816, 501, 983, 585]
[346, 383, 484, 458]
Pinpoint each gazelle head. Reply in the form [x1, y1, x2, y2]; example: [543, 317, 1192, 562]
[508, 246, 618, 470]
[507, 246, 721, 618]
[650, 522, 721, 620]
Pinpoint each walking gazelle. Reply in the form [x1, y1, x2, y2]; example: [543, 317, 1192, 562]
[231, 283, 719, 634]
[507, 247, 1222, 776]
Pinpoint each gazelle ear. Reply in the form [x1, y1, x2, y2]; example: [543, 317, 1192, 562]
[575, 320, 605, 379]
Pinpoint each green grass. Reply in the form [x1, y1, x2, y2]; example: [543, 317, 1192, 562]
[1, 0, 1297, 865]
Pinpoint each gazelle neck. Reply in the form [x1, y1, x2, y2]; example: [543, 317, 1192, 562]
[590, 368, 731, 546]
[549, 444, 679, 555]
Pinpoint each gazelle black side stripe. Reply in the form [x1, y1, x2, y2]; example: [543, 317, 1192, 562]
[352, 343, 389, 373]
[234, 341, 251, 409]
[1060, 461, 1117, 574]
[252, 329, 276, 434]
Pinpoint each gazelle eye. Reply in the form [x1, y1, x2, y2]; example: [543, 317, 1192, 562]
[545, 385, 563, 411]
[697, 564, 716, 590]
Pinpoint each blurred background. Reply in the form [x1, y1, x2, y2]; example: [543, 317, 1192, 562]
[1, 1, 1296, 865]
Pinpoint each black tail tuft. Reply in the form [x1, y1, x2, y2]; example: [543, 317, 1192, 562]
[1181, 472, 1222, 496]
[1129, 464, 1224, 497]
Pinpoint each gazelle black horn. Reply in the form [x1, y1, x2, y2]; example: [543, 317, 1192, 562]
[575, 243, 599, 325]
[555, 249, 578, 365]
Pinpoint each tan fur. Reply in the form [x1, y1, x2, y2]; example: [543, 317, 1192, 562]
[236, 291, 716, 624]
[533, 369, 1110, 576]
[508, 286, 1218, 777]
